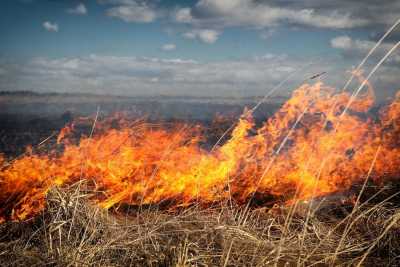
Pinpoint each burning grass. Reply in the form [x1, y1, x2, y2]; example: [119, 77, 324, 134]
[0, 182, 399, 266]
[1, 77, 400, 265]
[1, 81, 400, 222]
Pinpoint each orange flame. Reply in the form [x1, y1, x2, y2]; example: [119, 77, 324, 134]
[1, 81, 400, 222]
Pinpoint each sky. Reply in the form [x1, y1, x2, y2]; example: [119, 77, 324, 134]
[0, 0, 399, 99]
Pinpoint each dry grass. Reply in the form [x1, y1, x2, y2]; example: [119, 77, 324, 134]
[0, 181, 399, 267]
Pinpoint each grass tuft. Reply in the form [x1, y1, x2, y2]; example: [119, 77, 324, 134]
[1, 181, 399, 266]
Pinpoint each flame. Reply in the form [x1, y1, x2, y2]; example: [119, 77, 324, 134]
[1, 81, 400, 222]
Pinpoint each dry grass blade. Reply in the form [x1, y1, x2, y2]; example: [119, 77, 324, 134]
[0, 183, 399, 266]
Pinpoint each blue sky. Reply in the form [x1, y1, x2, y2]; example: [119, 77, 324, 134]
[0, 0, 399, 98]
[1, 0, 343, 60]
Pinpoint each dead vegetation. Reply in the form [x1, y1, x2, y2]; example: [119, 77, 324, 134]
[1, 181, 399, 267]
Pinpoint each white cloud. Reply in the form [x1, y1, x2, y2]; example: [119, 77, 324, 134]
[197, 29, 219, 43]
[330, 35, 399, 62]
[1, 52, 398, 100]
[101, 0, 398, 38]
[0, 54, 349, 98]
[105, 1, 156, 23]
[67, 3, 87, 15]
[173, 0, 374, 44]
[175, 7, 193, 23]
[42, 21, 58, 32]
[161, 43, 176, 51]
[330, 35, 396, 53]
[101, 0, 399, 46]
[172, 0, 400, 34]
[183, 29, 219, 44]
[180, 0, 370, 30]
[182, 31, 196, 39]
[330, 36, 353, 50]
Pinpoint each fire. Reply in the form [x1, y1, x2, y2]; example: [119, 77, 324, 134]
[1, 81, 400, 222]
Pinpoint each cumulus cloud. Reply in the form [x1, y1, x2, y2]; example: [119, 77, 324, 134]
[1, 53, 399, 100]
[330, 35, 396, 53]
[330, 35, 399, 62]
[67, 3, 87, 15]
[161, 43, 176, 51]
[99, 1, 398, 44]
[176, 0, 367, 30]
[106, 1, 156, 23]
[282, 0, 400, 27]
[42, 21, 58, 32]
[174, 0, 400, 32]
[175, 7, 193, 23]
[97, 0, 399, 44]
[330, 36, 353, 50]
[183, 29, 219, 44]
[0, 54, 351, 98]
